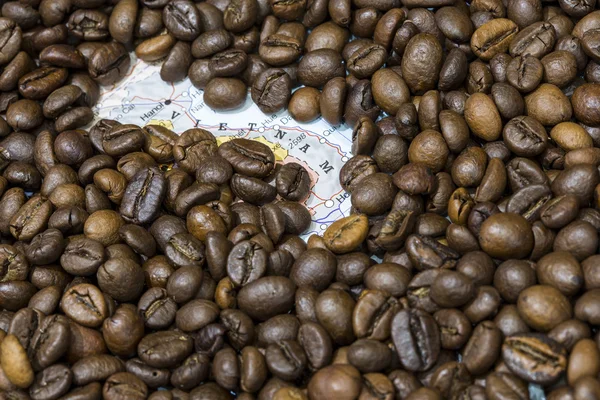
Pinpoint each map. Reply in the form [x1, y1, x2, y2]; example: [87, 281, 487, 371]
[94, 57, 354, 237]
[94, 55, 554, 400]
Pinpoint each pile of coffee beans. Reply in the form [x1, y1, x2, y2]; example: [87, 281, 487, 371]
[2, 0, 600, 399]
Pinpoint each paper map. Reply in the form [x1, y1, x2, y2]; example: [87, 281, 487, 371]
[94, 57, 354, 237]
[93, 55, 548, 400]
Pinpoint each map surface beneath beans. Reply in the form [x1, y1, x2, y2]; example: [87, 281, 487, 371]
[94, 57, 353, 237]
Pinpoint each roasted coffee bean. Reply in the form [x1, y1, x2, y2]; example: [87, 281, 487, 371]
[368, 210, 415, 252]
[352, 290, 400, 341]
[402, 34, 443, 93]
[434, 309, 472, 350]
[0, 18, 22, 65]
[219, 138, 275, 178]
[226, 240, 267, 287]
[88, 42, 130, 86]
[102, 372, 148, 400]
[18, 67, 68, 101]
[478, 213, 533, 260]
[462, 321, 502, 375]
[393, 163, 437, 196]
[251, 68, 292, 114]
[347, 339, 392, 373]
[339, 155, 378, 193]
[102, 124, 146, 157]
[9, 194, 53, 241]
[288, 87, 321, 123]
[67, 9, 108, 40]
[320, 77, 346, 126]
[351, 173, 397, 216]
[485, 372, 529, 400]
[344, 79, 380, 127]
[276, 162, 310, 201]
[406, 234, 459, 270]
[97, 257, 145, 302]
[391, 308, 441, 372]
[204, 78, 247, 111]
[503, 116, 548, 157]
[1, 334, 35, 389]
[430, 270, 476, 308]
[125, 358, 170, 389]
[259, 34, 302, 66]
[471, 18, 518, 60]
[266, 340, 307, 381]
[224, 0, 258, 32]
[6, 99, 43, 131]
[231, 174, 277, 205]
[120, 167, 166, 225]
[307, 364, 362, 399]
[162, 0, 201, 41]
[238, 277, 296, 321]
[138, 331, 193, 369]
[517, 285, 572, 332]
[502, 333, 567, 384]
[137, 288, 176, 330]
[60, 283, 108, 328]
[323, 214, 368, 254]
[117, 152, 156, 182]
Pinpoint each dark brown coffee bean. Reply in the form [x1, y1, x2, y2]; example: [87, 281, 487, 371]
[163, 0, 202, 41]
[502, 333, 567, 385]
[344, 79, 380, 127]
[259, 34, 303, 66]
[60, 283, 108, 328]
[248, 68, 291, 113]
[402, 33, 443, 93]
[120, 167, 166, 225]
[88, 42, 130, 86]
[0, 18, 22, 65]
[224, 0, 258, 32]
[238, 277, 296, 321]
[471, 18, 518, 61]
[462, 321, 502, 375]
[138, 331, 194, 369]
[518, 285, 572, 332]
[391, 308, 440, 372]
[103, 372, 148, 400]
[510, 21, 556, 59]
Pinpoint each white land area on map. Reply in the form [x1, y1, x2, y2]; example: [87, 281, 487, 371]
[94, 57, 354, 236]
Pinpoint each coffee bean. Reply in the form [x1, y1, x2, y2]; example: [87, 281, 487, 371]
[308, 365, 362, 400]
[485, 372, 529, 400]
[351, 173, 397, 216]
[502, 333, 567, 384]
[462, 321, 502, 375]
[138, 331, 193, 369]
[65, 354, 118, 385]
[344, 79, 380, 127]
[103, 372, 148, 400]
[60, 283, 108, 328]
[0, 334, 34, 389]
[471, 18, 519, 61]
[120, 167, 166, 225]
[88, 42, 130, 86]
[250, 69, 292, 114]
[162, 0, 201, 41]
[518, 285, 573, 332]
[323, 214, 368, 254]
[391, 308, 441, 372]
[238, 277, 296, 321]
[125, 358, 169, 389]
